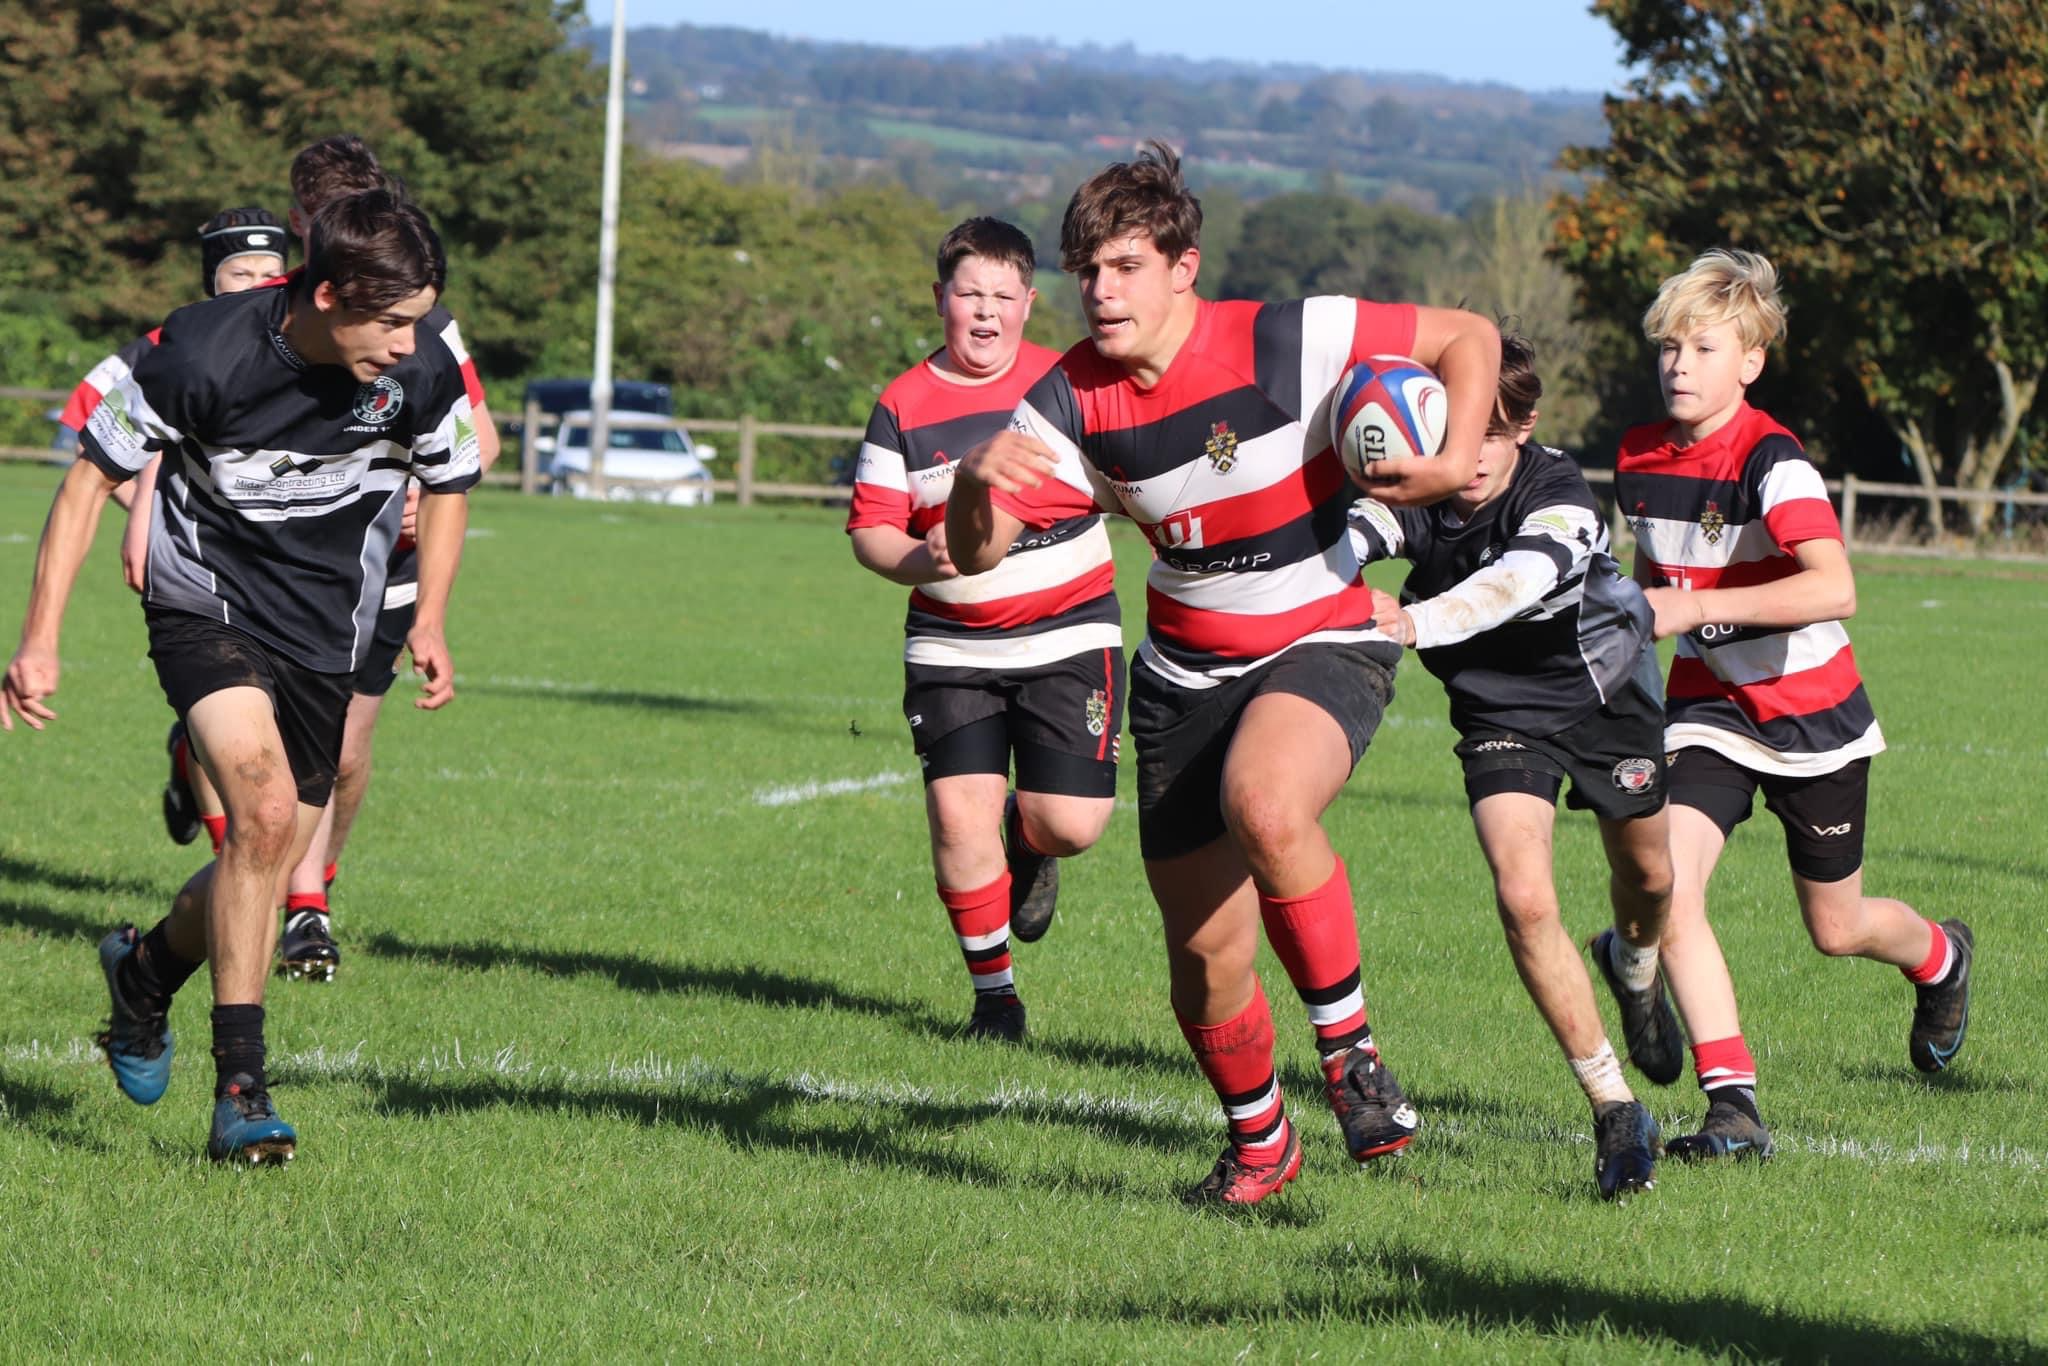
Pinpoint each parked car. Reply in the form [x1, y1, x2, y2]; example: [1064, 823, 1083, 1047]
[518, 378, 674, 460]
[547, 410, 714, 506]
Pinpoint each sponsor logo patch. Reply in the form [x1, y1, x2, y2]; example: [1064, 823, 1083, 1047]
[1612, 757, 1659, 793]
[1809, 822, 1854, 838]
[1473, 738, 1525, 753]
[1203, 420, 1239, 473]
[352, 375, 404, 425]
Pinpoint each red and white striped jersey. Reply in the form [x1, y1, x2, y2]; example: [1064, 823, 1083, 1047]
[1616, 402, 1883, 776]
[847, 343, 1121, 669]
[995, 296, 1415, 689]
[59, 330, 164, 435]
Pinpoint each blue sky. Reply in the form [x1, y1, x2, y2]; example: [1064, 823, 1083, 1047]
[610, 1, 1633, 94]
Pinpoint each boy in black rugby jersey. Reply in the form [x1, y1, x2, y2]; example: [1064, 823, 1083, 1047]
[2, 190, 482, 1164]
[146, 135, 505, 986]
[1351, 333, 1678, 1201]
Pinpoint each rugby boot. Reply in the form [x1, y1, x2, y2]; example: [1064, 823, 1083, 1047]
[963, 993, 1027, 1044]
[1321, 1044, 1421, 1162]
[1666, 1097, 1775, 1162]
[206, 1075, 296, 1165]
[1184, 1123, 1303, 1207]
[1592, 1099, 1662, 1201]
[1589, 928, 1685, 1085]
[1003, 793, 1059, 944]
[277, 909, 340, 983]
[96, 925, 173, 1105]
[1909, 919, 1974, 1073]
[162, 721, 201, 846]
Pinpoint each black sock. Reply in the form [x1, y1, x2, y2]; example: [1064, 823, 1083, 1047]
[210, 1004, 267, 1096]
[120, 921, 202, 1006]
[1708, 1084, 1762, 1125]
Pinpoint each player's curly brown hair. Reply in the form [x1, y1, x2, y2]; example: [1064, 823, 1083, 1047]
[290, 134, 405, 221]
[1058, 139, 1201, 273]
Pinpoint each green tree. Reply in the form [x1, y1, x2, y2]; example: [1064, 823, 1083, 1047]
[1219, 193, 1458, 304]
[0, 0, 604, 383]
[1554, 0, 2048, 532]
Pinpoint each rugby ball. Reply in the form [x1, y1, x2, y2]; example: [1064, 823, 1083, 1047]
[1331, 355, 1447, 483]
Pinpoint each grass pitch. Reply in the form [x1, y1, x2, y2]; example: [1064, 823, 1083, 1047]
[1, 464, 2043, 1360]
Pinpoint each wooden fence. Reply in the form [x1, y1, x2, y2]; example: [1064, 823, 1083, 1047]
[10, 385, 2047, 553]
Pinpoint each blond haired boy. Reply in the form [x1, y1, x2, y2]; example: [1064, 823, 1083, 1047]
[1614, 248, 1973, 1161]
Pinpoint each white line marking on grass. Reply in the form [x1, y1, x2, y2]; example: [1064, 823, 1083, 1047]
[8, 1038, 2040, 1174]
[753, 772, 914, 807]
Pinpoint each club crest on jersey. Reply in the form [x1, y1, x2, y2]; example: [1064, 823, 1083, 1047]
[1204, 421, 1239, 473]
[1631, 500, 1652, 545]
[1612, 757, 1658, 794]
[352, 375, 404, 426]
[1085, 689, 1109, 738]
[1700, 501, 1725, 545]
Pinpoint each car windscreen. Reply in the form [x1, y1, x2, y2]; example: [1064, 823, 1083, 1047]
[561, 426, 688, 453]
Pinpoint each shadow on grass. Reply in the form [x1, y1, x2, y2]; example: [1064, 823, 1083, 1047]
[0, 1067, 109, 1153]
[364, 1069, 1178, 1199]
[1891, 845, 2048, 885]
[0, 853, 163, 902]
[359, 931, 1200, 1077]
[460, 681, 761, 715]
[967, 1238, 2029, 1362]
[1834, 1059, 2013, 1094]
[0, 896, 110, 942]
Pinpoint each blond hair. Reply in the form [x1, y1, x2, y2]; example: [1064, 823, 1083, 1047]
[1642, 248, 1788, 351]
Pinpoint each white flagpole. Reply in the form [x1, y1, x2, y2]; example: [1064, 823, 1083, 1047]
[588, 0, 627, 498]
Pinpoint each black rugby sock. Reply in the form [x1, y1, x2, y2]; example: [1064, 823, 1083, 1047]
[210, 1004, 268, 1097]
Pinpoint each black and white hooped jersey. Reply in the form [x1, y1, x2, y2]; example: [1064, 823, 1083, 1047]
[1350, 443, 1659, 737]
[78, 285, 481, 673]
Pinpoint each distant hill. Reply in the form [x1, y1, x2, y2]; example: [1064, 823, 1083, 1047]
[582, 24, 1607, 213]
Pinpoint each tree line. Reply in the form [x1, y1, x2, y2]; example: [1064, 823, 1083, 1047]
[1, 2, 2040, 528]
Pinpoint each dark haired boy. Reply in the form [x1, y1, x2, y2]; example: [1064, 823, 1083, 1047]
[848, 217, 1123, 1042]
[1351, 332, 1678, 1201]
[2, 190, 482, 1163]
[948, 142, 1502, 1203]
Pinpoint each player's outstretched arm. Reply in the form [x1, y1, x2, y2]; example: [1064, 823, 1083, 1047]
[3, 459, 122, 731]
[1362, 307, 1501, 508]
[1645, 537, 1856, 640]
[944, 430, 1050, 575]
[408, 488, 468, 711]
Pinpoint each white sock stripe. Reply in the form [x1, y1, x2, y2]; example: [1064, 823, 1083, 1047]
[956, 927, 1010, 952]
[1699, 1065, 1757, 1086]
[1223, 1079, 1281, 1123]
[1304, 989, 1364, 1027]
[969, 969, 1014, 992]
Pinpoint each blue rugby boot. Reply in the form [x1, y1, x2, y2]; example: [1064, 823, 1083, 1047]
[207, 1075, 296, 1165]
[1909, 919, 1974, 1073]
[1666, 1097, 1775, 1162]
[96, 925, 172, 1105]
[1593, 1099, 1661, 1201]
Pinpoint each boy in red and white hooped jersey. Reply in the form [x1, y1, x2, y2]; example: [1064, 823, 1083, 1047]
[947, 142, 1502, 1204]
[1617, 248, 1975, 1163]
[848, 218, 1124, 1044]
